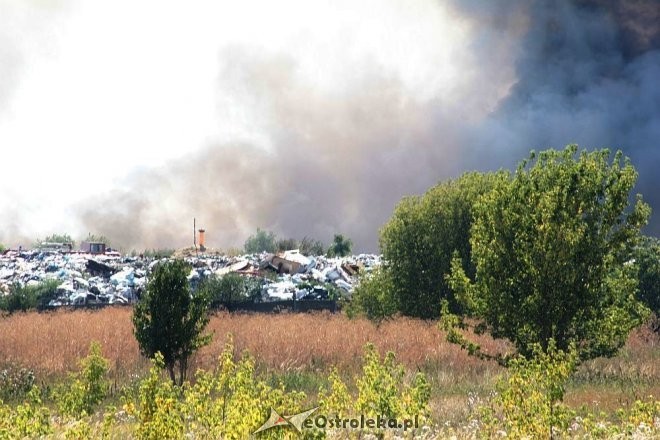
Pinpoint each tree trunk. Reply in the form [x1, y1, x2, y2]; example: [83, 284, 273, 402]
[167, 362, 176, 384]
[178, 357, 187, 386]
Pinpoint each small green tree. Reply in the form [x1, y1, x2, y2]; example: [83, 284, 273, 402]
[327, 234, 352, 257]
[244, 228, 277, 254]
[133, 260, 211, 385]
[449, 145, 651, 360]
[56, 341, 109, 417]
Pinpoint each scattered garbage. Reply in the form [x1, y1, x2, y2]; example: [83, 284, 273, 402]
[0, 248, 381, 308]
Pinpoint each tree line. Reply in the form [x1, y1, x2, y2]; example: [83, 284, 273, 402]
[243, 228, 353, 257]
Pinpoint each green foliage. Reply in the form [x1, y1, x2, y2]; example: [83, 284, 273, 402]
[346, 267, 398, 322]
[449, 145, 651, 360]
[356, 343, 404, 418]
[356, 343, 430, 426]
[0, 386, 51, 438]
[380, 171, 505, 319]
[439, 299, 489, 361]
[246, 231, 325, 255]
[36, 232, 75, 248]
[296, 280, 341, 301]
[327, 234, 352, 257]
[129, 336, 306, 439]
[130, 248, 176, 259]
[479, 340, 578, 439]
[200, 273, 263, 305]
[635, 235, 660, 318]
[0, 280, 60, 313]
[244, 228, 277, 253]
[0, 243, 6, 253]
[318, 368, 351, 419]
[276, 237, 299, 252]
[299, 236, 326, 256]
[84, 233, 111, 245]
[130, 353, 185, 440]
[56, 341, 110, 418]
[133, 259, 211, 385]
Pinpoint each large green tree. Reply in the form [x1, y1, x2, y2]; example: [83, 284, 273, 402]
[380, 171, 504, 318]
[133, 260, 211, 385]
[449, 145, 650, 360]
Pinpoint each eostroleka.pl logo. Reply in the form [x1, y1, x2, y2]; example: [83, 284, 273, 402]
[254, 407, 421, 435]
[254, 407, 319, 434]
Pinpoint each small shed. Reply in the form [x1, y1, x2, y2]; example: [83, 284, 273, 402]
[80, 241, 106, 254]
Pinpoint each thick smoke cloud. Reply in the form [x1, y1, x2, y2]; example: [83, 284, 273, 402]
[0, 1, 71, 246]
[73, 0, 659, 251]
[460, 0, 660, 234]
[77, 54, 468, 251]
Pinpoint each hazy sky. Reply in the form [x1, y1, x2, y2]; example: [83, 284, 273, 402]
[1, 0, 658, 251]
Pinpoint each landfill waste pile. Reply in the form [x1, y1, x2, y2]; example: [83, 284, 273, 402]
[0, 248, 381, 308]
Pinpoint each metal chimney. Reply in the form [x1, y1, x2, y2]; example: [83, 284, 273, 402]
[198, 229, 206, 252]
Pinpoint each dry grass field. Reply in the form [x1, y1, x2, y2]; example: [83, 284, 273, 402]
[0, 307, 507, 376]
[0, 307, 657, 424]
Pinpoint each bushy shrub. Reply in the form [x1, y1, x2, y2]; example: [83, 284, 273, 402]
[0, 386, 51, 438]
[327, 234, 352, 257]
[0, 280, 60, 313]
[346, 267, 398, 322]
[479, 340, 577, 438]
[244, 228, 277, 254]
[200, 273, 263, 305]
[56, 341, 109, 418]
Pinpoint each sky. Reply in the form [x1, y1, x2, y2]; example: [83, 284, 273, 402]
[0, 0, 658, 252]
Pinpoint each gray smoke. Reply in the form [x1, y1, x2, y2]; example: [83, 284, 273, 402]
[77, 53, 462, 251]
[459, 0, 660, 235]
[14, 0, 659, 251]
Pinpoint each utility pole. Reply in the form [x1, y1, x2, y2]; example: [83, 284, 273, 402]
[194, 218, 198, 257]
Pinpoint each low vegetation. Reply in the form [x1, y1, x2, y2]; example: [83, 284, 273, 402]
[0, 309, 657, 437]
[0, 280, 59, 313]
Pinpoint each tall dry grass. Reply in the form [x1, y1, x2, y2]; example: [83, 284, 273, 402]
[0, 308, 657, 405]
[0, 308, 507, 379]
[0, 308, 658, 424]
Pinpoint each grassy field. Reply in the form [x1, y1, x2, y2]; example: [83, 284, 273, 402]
[0, 307, 658, 430]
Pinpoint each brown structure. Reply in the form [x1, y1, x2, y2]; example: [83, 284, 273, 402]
[198, 229, 206, 252]
[80, 241, 106, 254]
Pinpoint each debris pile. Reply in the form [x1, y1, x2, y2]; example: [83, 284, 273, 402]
[0, 249, 381, 307]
